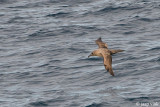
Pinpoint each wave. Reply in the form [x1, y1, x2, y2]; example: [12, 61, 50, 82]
[0, 0, 16, 4]
[29, 101, 48, 106]
[46, 12, 70, 18]
[138, 17, 160, 22]
[125, 96, 160, 102]
[8, 1, 50, 8]
[28, 97, 67, 107]
[85, 103, 103, 107]
[147, 46, 160, 51]
[123, 31, 136, 35]
[7, 16, 29, 23]
[93, 4, 143, 15]
[28, 29, 57, 38]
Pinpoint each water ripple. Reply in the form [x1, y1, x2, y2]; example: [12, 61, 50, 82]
[1, 0, 160, 107]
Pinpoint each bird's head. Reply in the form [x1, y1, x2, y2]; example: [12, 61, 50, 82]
[88, 50, 96, 58]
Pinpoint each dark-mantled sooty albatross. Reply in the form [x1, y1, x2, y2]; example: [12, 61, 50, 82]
[88, 37, 124, 76]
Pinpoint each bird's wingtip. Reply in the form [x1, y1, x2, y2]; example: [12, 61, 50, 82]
[98, 37, 101, 40]
[96, 37, 102, 42]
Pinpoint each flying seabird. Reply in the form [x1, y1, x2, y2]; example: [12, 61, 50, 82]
[88, 37, 124, 76]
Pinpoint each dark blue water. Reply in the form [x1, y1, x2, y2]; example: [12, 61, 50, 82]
[0, 0, 160, 107]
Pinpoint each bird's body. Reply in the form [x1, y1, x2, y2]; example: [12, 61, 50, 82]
[88, 37, 124, 76]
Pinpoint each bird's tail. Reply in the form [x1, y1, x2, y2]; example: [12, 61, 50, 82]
[109, 49, 124, 55]
[109, 67, 114, 76]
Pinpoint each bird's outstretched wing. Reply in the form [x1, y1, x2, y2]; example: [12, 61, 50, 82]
[95, 37, 108, 48]
[102, 54, 114, 76]
[109, 49, 124, 55]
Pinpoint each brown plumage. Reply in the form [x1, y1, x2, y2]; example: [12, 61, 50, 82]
[95, 37, 108, 48]
[88, 37, 124, 76]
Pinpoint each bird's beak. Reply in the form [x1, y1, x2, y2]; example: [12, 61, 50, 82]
[88, 54, 91, 58]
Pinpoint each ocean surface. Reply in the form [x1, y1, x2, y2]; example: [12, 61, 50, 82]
[0, 0, 160, 107]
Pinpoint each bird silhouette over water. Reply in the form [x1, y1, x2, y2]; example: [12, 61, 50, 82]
[88, 37, 124, 76]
